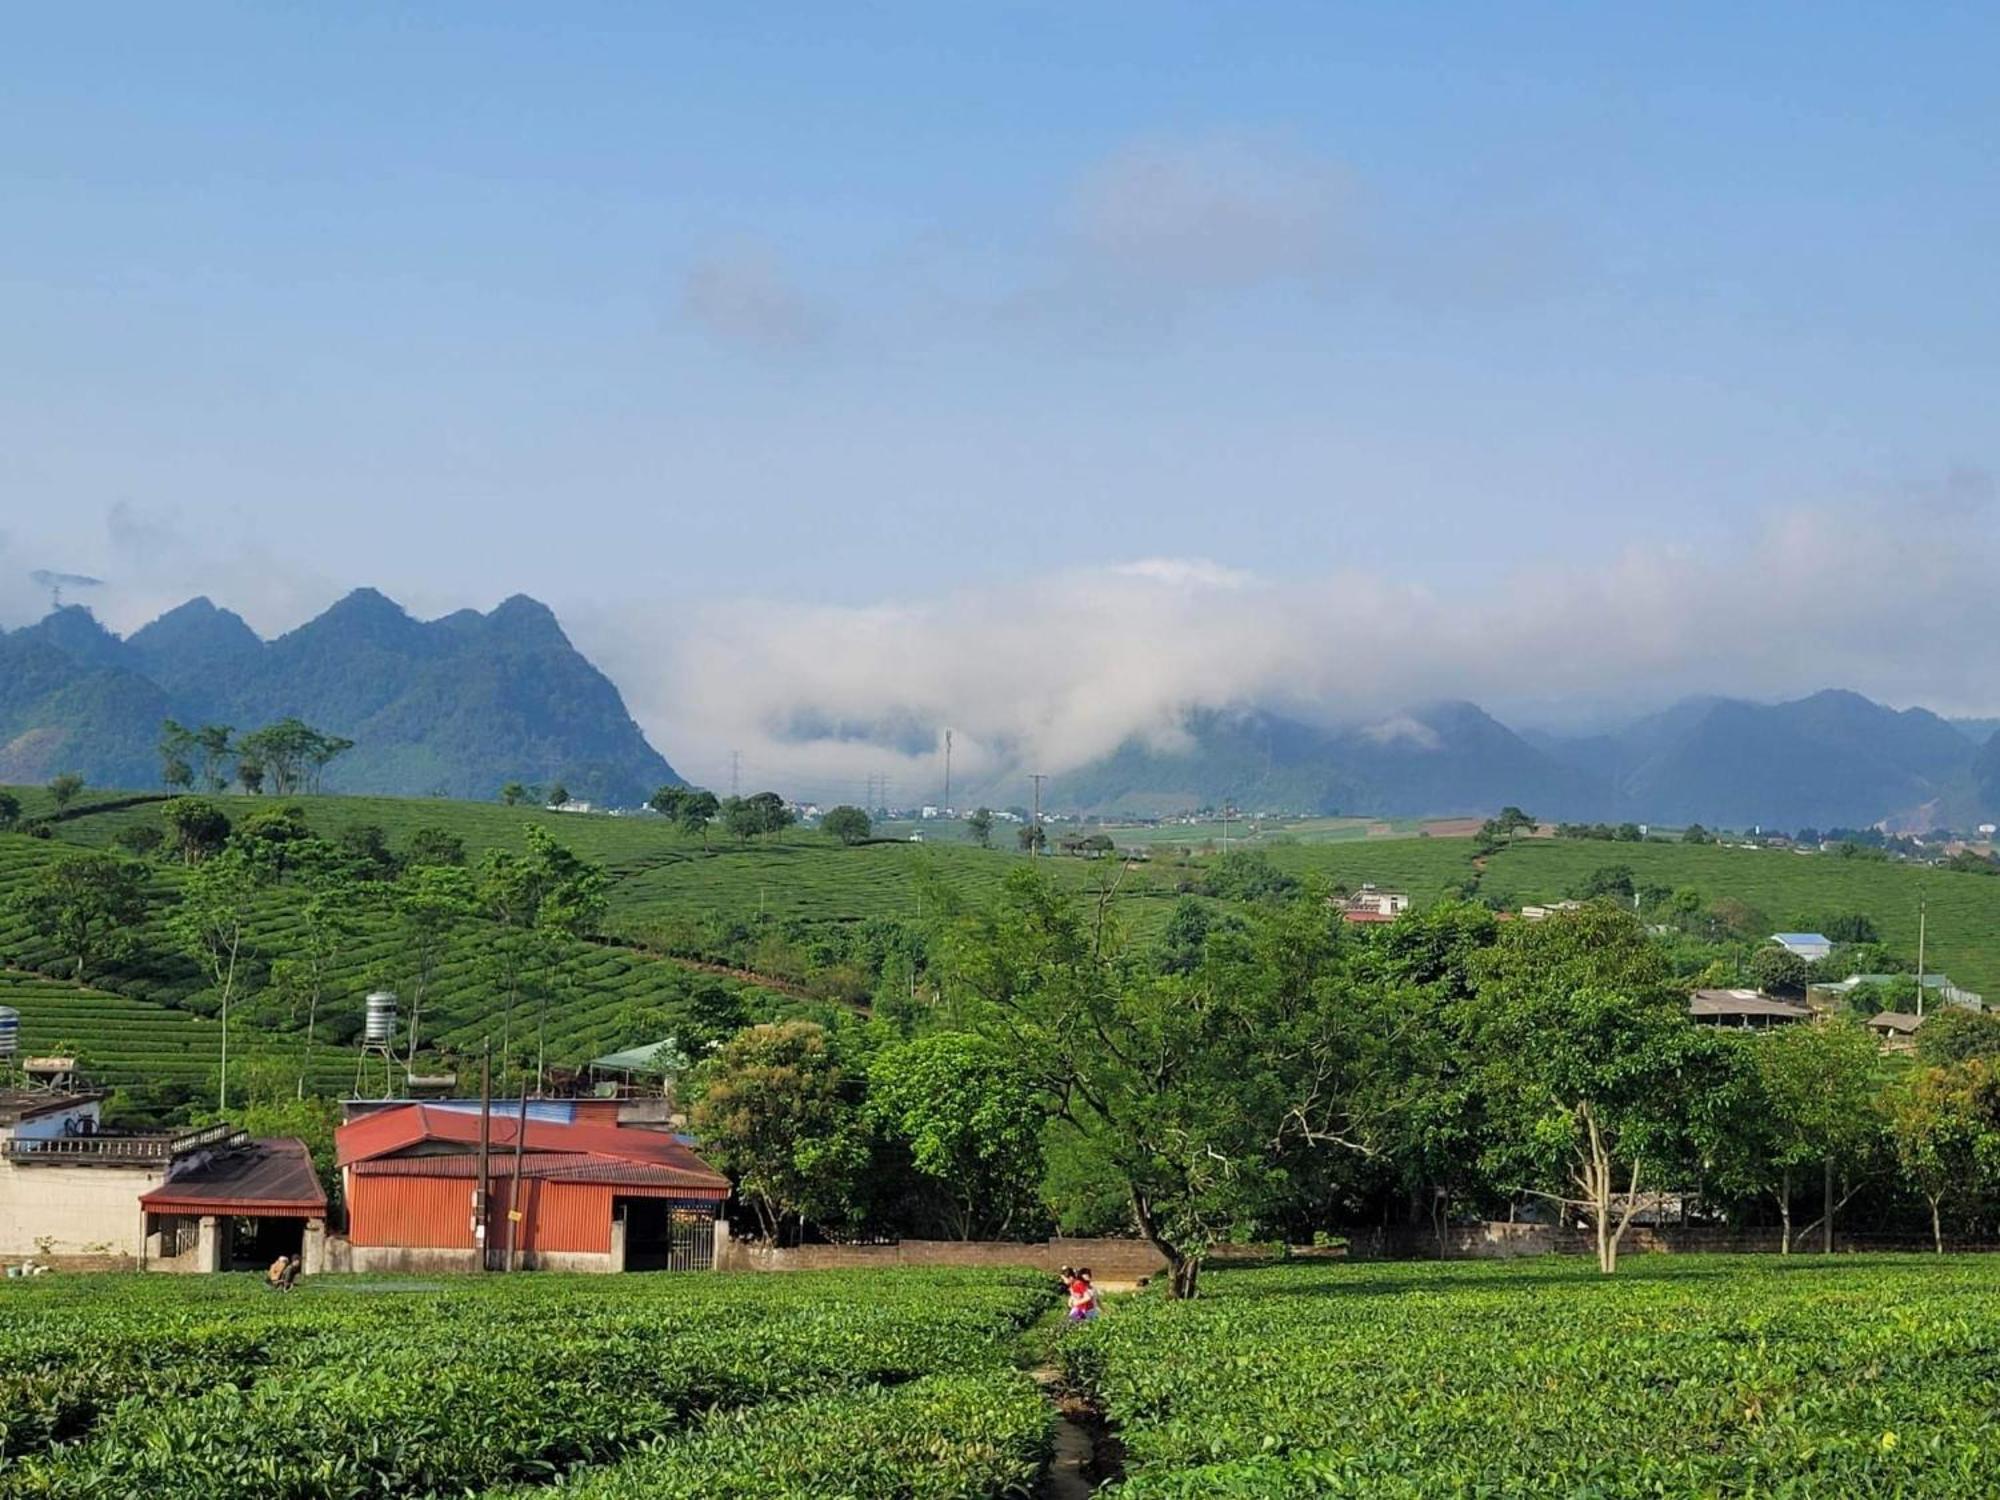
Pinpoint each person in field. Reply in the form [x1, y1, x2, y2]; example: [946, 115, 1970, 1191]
[266, 1254, 291, 1291]
[1066, 1266, 1099, 1322]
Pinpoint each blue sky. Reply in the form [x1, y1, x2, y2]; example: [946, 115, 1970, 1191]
[3, 4, 1997, 788]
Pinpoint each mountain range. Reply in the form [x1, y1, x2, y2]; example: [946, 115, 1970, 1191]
[0, 589, 680, 805]
[1049, 691, 2000, 831]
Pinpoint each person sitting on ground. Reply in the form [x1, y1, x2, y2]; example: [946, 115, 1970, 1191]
[266, 1254, 290, 1291]
[280, 1255, 301, 1290]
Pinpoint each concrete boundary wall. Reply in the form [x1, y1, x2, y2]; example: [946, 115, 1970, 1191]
[717, 1236, 1172, 1278]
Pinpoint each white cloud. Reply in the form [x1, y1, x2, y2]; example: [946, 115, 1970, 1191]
[591, 493, 2000, 801]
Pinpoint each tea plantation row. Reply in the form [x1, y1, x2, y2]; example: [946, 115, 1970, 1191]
[0, 1268, 1055, 1498]
[1062, 1254, 2000, 1497]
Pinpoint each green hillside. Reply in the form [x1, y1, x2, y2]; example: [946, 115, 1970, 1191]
[1261, 835, 2000, 998]
[9, 785, 2000, 1119]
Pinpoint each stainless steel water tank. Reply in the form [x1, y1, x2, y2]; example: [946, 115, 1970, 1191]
[363, 990, 398, 1046]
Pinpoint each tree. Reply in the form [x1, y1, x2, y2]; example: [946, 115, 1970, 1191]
[158, 719, 196, 792]
[395, 863, 477, 1066]
[1467, 906, 1727, 1274]
[194, 724, 234, 792]
[114, 824, 165, 858]
[499, 781, 528, 807]
[945, 869, 1370, 1297]
[1016, 822, 1047, 855]
[283, 846, 361, 1096]
[47, 772, 84, 812]
[966, 807, 995, 848]
[868, 1033, 1045, 1239]
[7, 854, 148, 981]
[1682, 823, 1713, 844]
[478, 826, 609, 1087]
[546, 783, 570, 808]
[169, 845, 261, 1111]
[1576, 864, 1636, 901]
[1741, 1018, 1884, 1253]
[236, 754, 265, 795]
[1749, 946, 1811, 998]
[822, 805, 872, 845]
[690, 1020, 872, 1243]
[237, 803, 315, 882]
[678, 789, 720, 849]
[1918, 1008, 2000, 1066]
[161, 796, 232, 865]
[403, 826, 467, 868]
[234, 718, 353, 795]
[721, 791, 793, 842]
[1887, 1061, 2000, 1253]
[0, 791, 20, 831]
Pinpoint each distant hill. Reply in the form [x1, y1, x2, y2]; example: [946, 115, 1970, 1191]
[1052, 690, 1990, 829]
[1538, 689, 1976, 830]
[0, 590, 681, 805]
[1050, 702, 1618, 821]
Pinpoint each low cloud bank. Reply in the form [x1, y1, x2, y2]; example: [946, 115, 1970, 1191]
[599, 493, 2000, 802]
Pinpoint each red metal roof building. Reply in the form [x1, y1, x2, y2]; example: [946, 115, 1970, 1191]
[337, 1104, 730, 1273]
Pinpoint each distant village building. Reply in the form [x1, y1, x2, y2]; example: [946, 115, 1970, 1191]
[1770, 932, 1834, 962]
[1687, 989, 1812, 1029]
[550, 799, 595, 814]
[1338, 885, 1411, 923]
[1520, 900, 1586, 922]
[1864, 1010, 1925, 1052]
[337, 1102, 729, 1273]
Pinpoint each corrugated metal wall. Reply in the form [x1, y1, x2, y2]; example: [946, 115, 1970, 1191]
[349, 1176, 615, 1252]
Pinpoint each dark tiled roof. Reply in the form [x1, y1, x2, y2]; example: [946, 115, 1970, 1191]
[139, 1138, 328, 1217]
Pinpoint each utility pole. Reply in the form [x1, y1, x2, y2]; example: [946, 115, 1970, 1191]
[474, 1040, 492, 1272]
[506, 1084, 529, 1272]
[1029, 773, 1047, 855]
[943, 729, 952, 815]
[1916, 889, 1929, 1019]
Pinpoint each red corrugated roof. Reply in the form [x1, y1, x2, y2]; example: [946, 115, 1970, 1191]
[140, 1138, 328, 1217]
[336, 1103, 728, 1194]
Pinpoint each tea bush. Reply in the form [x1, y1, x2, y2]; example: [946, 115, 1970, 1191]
[1063, 1254, 2000, 1498]
[0, 1269, 1053, 1498]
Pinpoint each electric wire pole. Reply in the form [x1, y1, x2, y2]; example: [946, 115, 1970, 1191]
[943, 729, 952, 816]
[729, 750, 741, 799]
[1029, 773, 1047, 856]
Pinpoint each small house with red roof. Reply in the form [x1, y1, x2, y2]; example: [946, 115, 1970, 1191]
[336, 1102, 730, 1273]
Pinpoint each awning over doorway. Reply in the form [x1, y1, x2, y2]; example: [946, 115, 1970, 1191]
[139, 1137, 327, 1218]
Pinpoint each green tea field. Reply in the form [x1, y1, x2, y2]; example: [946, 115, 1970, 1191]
[0, 1267, 1054, 1499]
[1064, 1254, 2000, 1497]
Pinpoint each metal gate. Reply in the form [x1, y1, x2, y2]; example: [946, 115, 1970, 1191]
[666, 1209, 714, 1271]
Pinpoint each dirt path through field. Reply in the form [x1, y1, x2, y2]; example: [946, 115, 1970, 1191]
[1031, 1366, 1114, 1499]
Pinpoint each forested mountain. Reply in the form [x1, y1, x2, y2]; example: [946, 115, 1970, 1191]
[1053, 690, 1994, 829]
[0, 590, 680, 804]
[1050, 702, 1617, 820]
[1538, 690, 1977, 830]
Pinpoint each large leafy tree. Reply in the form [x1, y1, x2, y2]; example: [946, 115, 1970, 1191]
[161, 796, 232, 865]
[8, 853, 148, 982]
[234, 718, 353, 795]
[944, 868, 1371, 1297]
[1467, 906, 1734, 1273]
[821, 805, 872, 846]
[868, 1032, 1044, 1239]
[1731, 1018, 1884, 1253]
[690, 1020, 872, 1244]
[1887, 1060, 2000, 1253]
